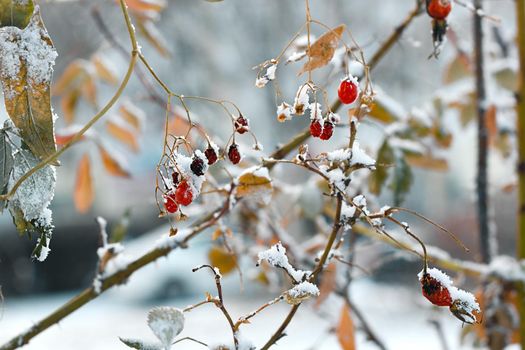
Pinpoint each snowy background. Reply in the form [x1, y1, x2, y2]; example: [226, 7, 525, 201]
[0, 0, 520, 349]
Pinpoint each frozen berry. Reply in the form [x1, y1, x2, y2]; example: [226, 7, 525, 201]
[190, 155, 205, 176]
[427, 0, 452, 20]
[175, 180, 193, 206]
[420, 273, 452, 307]
[235, 116, 249, 134]
[228, 143, 241, 164]
[310, 120, 323, 138]
[338, 78, 359, 105]
[319, 121, 334, 140]
[204, 147, 218, 165]
[163, 192, 179, 213]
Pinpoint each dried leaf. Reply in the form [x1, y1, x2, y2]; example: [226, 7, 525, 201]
[98, 144, 131, 177]
[60, 88, 80, 125]
[74, 154, 93, 213]
[81, 74, 97, 107]
[106, 119, 139, 152]
[136, 18, 170, 57]
[235, 167, 273, 205]
[125, 0, 166, 13]
[443, 53, 470, 84]
[485, 104, 497, 146]
[53, 60, 90, 95]
[208, 246, 237, 275]
[119, 100, 145, 131]
[0, 0, 34, 28]
[315, 262, 336, 308]
[0, 9, 58, 164]
[404, 154, 448, 171]
[119, 337, 162, 350]
[92, 55, 117, 85]
[337, 304, 356, 350]
[298, 24, 345, 75]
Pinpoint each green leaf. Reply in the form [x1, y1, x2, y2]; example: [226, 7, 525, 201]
[0, 0, 34, 28]
[389, 151, 413, 206]
[368, 140, 394, 195]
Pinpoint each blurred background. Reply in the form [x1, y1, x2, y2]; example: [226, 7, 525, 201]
[0, 0, 520, 349]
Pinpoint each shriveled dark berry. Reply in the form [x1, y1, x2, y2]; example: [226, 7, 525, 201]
[235, 116, 249, 134]
[228, 143, 241, 164]
[204, 147, 218, 165]
[171, 171, 180, 185]
[190, 156, 205, 176]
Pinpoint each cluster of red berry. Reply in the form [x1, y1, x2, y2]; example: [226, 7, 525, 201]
[309, 77, 358, 140]
[162, 115, 250, 214]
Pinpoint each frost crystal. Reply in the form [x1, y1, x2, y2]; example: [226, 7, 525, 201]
[350, 142, 375, 168]
[276, 102, 293, 122]
[293, 84, 310, 115]
[255, 63, 277, 88]
[308, 102, 322, 121]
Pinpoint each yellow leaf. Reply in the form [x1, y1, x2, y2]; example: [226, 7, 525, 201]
[98, 144, 131, 178]
[299, 25, 345, 75]
[367, 94, 405, 123]
[404, 154, 448, 171]
[337, 304, 356, 350]
[81, 74, 97, 107]
[106, 119, 139, 152]
[74, 154, 94, 213]
[208, 246, 237, 276]
[443, 53, 471, 84]
[0, 9, 58, 164]
[124, 0, 166, 13]
[235, 167, 273, 205]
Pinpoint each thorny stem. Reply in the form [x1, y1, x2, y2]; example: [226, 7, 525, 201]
[515, 0, 525, 347]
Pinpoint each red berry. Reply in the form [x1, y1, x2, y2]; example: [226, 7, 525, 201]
[310, 120, 323, 138]
[175, 180, 193, 206]
[319, 121, 334, 140]
[235, 116, 249, 134]
[190, 155, 205, 176]
[338, 78, 359, 104]
[163, 192, 179, 213]
[228, 144, 241, 164]
[420, 273, 452, 307]
[204, 147, 218, 165]
[427, 0, 452, 20]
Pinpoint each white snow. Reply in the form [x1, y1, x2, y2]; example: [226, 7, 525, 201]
[293, 84, 310, 115]
[284, 281, 320, 304]
[257, 242, 310, 283]
[276, 102, 293, 122]
[147, 307, 185, 348]
[308, 102, 322, 121]
[350, 142, 375, 168]
[255, 63, 277, 88]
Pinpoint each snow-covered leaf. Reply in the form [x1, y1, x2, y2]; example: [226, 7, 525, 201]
[0, 7, 58, 164]
[404, 153, 448, 171]
[147, 307, 185, 348]
[119, 100, 145, 132]
[92, 54, 118, 85]
[136, 18, 170, 57]
[443, 53, 470, 84]
[106, 118, 140, 152]
[119, 337, 163, 350]
[284, 281, 319, 305]
[299, 24, 345, 75]
[0, 0, 34, 29]
[235, 166, 272, 205]
[74, 153, 93, 213]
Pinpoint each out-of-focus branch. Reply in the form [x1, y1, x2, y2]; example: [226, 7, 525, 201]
[515, 0, 525, 347]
